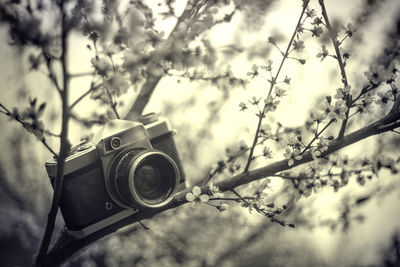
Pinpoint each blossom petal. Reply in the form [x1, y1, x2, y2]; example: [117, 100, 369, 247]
[295, 155, 302, 160]
[186, 193, 195, 202]
[192, 186, 201, 196]
[199, 194, 209, 202]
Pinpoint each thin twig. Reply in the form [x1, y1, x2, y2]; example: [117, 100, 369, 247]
[42, 49, 63, 95]
[300, 119, 334, 155]
[351, 84, 379, 105]
[39, 137, 58, 157]
[319, 0, 351, 139]
[205, 136, 271, 184]
[69, 82, 103, 109]
[138, 220, 150, 230]
[69, 71, 95, 78]
[0, 103, 58, 157]
[243, 0, 310, 172]
[209, 197, 255, 202]
[272, 167, 373, 180]
[105, 88, 120, 119]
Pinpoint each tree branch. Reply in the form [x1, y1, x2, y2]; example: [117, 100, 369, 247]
[34, 2, 71, 265]
[124, 75, 161, 120]
[39, 104, 400, 266]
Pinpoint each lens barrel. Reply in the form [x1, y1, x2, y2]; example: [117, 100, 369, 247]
[107, 149, 180, 209]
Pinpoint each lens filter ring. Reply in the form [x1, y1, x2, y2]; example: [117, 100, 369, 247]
[128, 151, 180, 208]
[107, 148, 143, 209]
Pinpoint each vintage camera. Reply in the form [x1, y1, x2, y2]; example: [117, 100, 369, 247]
[45, 113, 185, 238]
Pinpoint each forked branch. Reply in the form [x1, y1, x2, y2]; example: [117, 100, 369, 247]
[39, 104, 400, 266]
[124, 2, 239, 120]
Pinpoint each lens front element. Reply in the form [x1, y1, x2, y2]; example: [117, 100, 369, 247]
[110, 149, 180, 209]
[135, 164, 163, 199]
[130, 152, 179, 207]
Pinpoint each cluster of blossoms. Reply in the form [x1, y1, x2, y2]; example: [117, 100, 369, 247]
[2, 98, 47, 139]
[262, 146, 273, 159]
[243, 180, 269, 208]
[364, 64, 388, 85]
[208, 181, 224, 198]
[279, 134, 304, 166]
[91, 57, 112, 77]
[244, 179, 270, 199]
[186, 183, 228, 211]
[319, 97, 348, 122]
[357, 63, 398, 111]
[186, 186, 210, 208]
[246, 60, 274, 79]
[283, 148, 302, 167]
[316, 45, 329, 61]
[178, 69, 247, 90]
[334, 85, 351, 100]
[356, 94, 373, 114]
[275, 86, 286, 97]
[310, 137, 330, 160]
[90, 53, 131, 106]
[293, 40, 305, 52]
[239, 85, 286, 115]
[342, 23, 357, 37]
[247, 64, 260, 79]
[103, 73, 130, 97]
[185, 178, 295, 226]
[207, 141, 249, 181]
[286, 153, 400, 201]
[262, 60, 273, 72]
[242, 56, 291, 115]
[263, 95, 280, 113]
[240, 179, 292, 226]
[375, 91, 392, 108]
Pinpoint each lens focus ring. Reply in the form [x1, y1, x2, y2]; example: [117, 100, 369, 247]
[109, 149, 180, 209]
[128, 151, 180, 208]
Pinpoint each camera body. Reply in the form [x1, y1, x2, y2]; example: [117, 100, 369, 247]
[45, 114, 185, 238]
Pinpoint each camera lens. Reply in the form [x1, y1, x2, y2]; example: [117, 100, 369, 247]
[108, 149, 179, 209]
[134, 164, 163, 200]
[132, 154, 178, 204]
